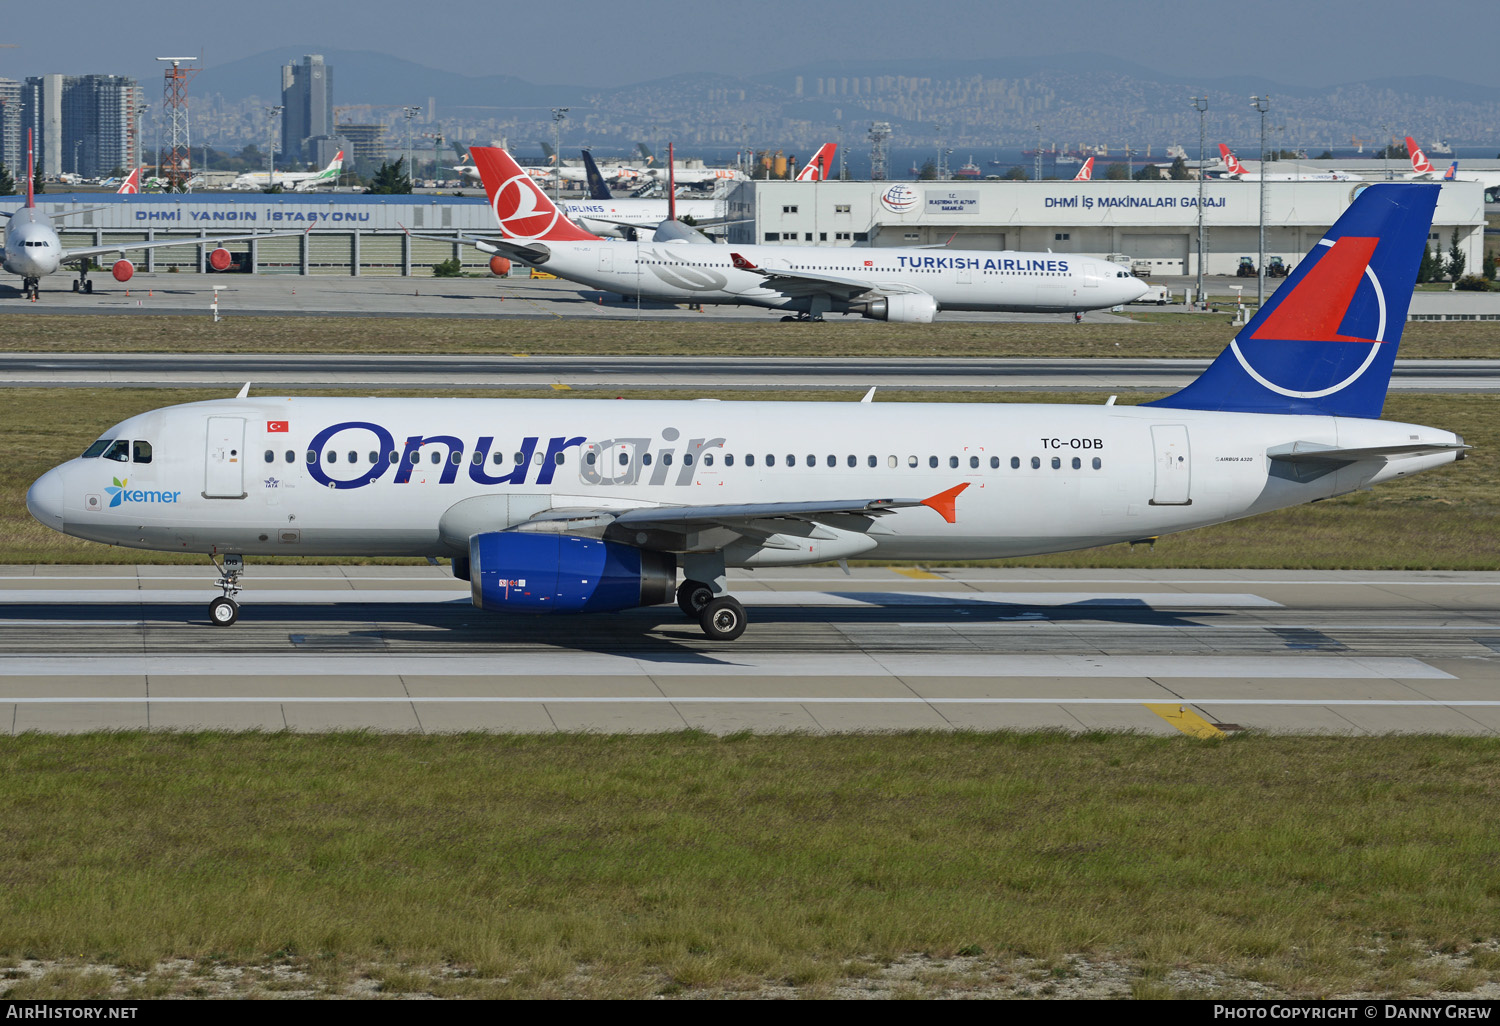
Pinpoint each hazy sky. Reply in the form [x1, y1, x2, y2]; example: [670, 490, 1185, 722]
[6, 0, 1495, 89]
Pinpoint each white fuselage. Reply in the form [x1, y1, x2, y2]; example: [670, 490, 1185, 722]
[529, 241, 1146, 313]
[1, 208, 62, 279]
[559, 198, 724, 239]
[229, 170, 333, 191]
[27, 397, 1461, 563]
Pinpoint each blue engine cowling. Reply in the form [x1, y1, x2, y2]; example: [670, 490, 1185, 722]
[470, 532, 676, 613]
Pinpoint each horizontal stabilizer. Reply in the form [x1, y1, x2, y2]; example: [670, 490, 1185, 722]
[1267, 440, 1468, 463]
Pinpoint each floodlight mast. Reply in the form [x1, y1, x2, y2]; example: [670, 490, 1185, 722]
[156, 56, 200, 192]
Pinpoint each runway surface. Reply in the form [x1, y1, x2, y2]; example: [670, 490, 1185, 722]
[4, 352, 1496, 392]
[2, 565, 1498, 736]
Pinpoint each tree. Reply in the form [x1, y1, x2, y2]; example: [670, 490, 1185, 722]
[1167, 155, 1189, 181]
[0, 165, 13, 197]
[1416, 246, 1436, 284]
[431, 257, 462, 277]
[32, 156, 43, 195]
[1104, 162, 1129, 180]
[917, 160, 937, 181]
[1484, 251, 1497, 282]
[1133, 163, 1162, 181]
[1446, 228, 1466, 281]
[365, 157, 412, 195]
[1379, 141, 1409, 160]
[1002, 166, 1028, 181]
[1316, 150, 1334, 160]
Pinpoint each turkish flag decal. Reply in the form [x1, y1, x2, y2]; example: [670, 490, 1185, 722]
[267, 421, 289, 433]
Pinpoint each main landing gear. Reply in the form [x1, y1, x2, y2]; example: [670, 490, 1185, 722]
[677, 560, 747, 641]
[208, 553, 244, 626]
[71, 269, 93, 294]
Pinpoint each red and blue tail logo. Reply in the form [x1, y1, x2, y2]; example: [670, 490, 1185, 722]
[1147, 184, 1439, 418]
[1443, 161, 1458, 181]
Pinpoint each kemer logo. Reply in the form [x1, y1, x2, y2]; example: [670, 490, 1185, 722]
[105, 477, 181, 508]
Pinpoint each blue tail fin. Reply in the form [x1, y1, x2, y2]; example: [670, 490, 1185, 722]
[580, 149, 613, 201]
[1146, 183, 1438, 418]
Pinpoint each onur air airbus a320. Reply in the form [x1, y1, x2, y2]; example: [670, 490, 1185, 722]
[2, 133, 303, 298]
[434, 146, 1150, 321]
[26, 184, 1464, 641]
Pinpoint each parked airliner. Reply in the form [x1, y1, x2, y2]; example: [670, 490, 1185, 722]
[229, 151, 344, 192]
[450, 146, 1148, 320]
[26, 184, 1465, 641]
[1217, 144, 1363, 182]
[1, 133, 303, 297]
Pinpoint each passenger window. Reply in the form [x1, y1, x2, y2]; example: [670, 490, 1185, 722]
[585, 451, 597, 466]
[1051, 457, 1061, 469]
[949, 456, 959, 469]
[907, 455, 917, 468]
[451, 452, 463, 465]
[724, 454, 734, 467]
[827, 455, 837, 468]
[683, 453, 693, 466]
[744, 454, 753, 467]
[868, 455, 877, 468]
[286, 451, 295, 463]
[409, 452, 420, 465]
[349, 451, 358, 465]
[264, 449, 274, 463]
[514, 453, 525, 465]
[471, 451, 483, 465]
[663, 453, 673, 466]
[703, 453, 713, 466]
[847, 455, 856, 468]
[785, 454, 795, 467]
[370, 452, 379, 464]
[1010, 457, 1019, 469]
[619, 452, 629, 465]
[81, 439, 111, 459]
[327, 451, 338, 463]
[306, 451, 317, 464]
[429, 451, 440, 465]
[806, 455, 816, 468]
[643, 453, 653, 466]
[928, 456, 939, 468]
[103, 440, 131, 462]
[1030, 457, 1040, 469]
[554, 452, 564, 465]
[1072, 457, 1081, 469]
[1092, 457, 1102, 470]
[388, 452, 398, 464]
[970, 456, 979, 469]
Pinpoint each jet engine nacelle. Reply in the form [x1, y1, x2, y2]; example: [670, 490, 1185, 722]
[857, 293, 938, 323]
[111, 259, 134, 283]
[207, 247, 233, 271]
[488, 255, 512, 276]
[469, 531, 675, 613]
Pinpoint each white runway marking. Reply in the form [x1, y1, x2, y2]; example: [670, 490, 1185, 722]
[0, 654, 1453, 678]
[0, 697, 1492, 707]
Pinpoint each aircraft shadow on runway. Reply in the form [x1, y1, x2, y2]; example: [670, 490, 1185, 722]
[1, 598, 1228, 663]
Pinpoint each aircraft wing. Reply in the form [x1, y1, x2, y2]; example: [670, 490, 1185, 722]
[728, 252, 924, 299]
[522, 484, 971, 543]
[401, 228, 552, 264]
[59, 228, 311, 265]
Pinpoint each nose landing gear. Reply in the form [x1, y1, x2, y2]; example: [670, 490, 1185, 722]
[20, 277, 39, 299]
[208, 553, 244, 626]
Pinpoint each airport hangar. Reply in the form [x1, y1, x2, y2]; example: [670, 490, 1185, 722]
[722, 178, 1488, 281]
[1, 179, 1484, 282]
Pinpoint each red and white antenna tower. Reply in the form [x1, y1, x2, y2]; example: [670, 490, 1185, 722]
[155, 56, 200, 192]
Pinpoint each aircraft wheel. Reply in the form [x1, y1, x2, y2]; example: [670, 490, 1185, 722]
[71, 280, 79, 292]
[209, 596, 240, 627]
[780, 315, 797, 322]
[677, 579, 714, 619]
[84, 280, 93, 294]
[698, 596, 747, 641]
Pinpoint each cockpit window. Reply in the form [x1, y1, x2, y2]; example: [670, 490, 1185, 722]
[133, 441, 152, 464]
[102, 440, 131, 462]
[81, 439, 112, 459]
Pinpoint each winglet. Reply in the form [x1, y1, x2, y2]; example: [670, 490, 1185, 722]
[730, 252, 757, 271]
[921, 482, 970, 524]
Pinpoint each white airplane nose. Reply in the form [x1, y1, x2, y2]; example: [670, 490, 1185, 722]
[26, 467, 64, 530]
[1126, 278, 1151, 304]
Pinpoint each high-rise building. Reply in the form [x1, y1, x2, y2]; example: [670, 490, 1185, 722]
[21, 74, 142, 179]
[0, 78, 21, 180]
[281, 54, 333, 164]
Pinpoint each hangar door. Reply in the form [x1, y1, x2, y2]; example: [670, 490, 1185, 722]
[1121, 234, 1188, 275]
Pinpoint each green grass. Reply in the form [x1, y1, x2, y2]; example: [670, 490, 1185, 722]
[3, 731, 1500, 998]
[1, 387, 1492, 568]
[0, 313, 1496, 359]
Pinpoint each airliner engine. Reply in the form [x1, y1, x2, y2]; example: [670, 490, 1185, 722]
[469, 532, 675, 612]
[854, 293, 939, 323]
